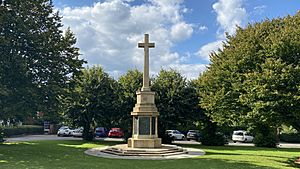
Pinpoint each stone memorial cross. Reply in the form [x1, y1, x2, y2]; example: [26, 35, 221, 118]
[128, 34, 161, 148]
[138, 34, 155, 91]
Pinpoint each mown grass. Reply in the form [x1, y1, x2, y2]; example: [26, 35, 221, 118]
[0, 140, 299, 169]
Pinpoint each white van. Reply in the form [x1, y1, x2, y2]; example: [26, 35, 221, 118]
[232, 130, 254, 143]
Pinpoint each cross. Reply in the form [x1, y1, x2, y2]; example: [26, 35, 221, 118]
[138, 34, 155, 91]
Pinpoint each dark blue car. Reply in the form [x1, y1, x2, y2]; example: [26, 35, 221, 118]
[95, 127, 108, 137]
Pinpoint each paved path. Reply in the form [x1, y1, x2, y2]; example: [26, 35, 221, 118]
[5, 135, 300, 149]
[5, 135, 123, 142]
[85, 144, 205, 160]
[227, 141, 300, 148]
[175, 140, 300, 149]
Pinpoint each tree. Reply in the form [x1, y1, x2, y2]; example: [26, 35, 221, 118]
[0, 0, 85, 122]
[152, 69, 201, 137]
[198, 12, 300, 147]
[64, 67, 119, 140]
[118, 69, 143, 131]
[0, 126, 4, 142]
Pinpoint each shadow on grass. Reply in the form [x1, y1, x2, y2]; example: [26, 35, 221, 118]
[202, 150, 298, 160]
[279, 157, 300, 169]
[0, 140, 292, 169]
[179, 158, 277, 169]
[57, 140, 122, 149]
[180, 143, 300, 153]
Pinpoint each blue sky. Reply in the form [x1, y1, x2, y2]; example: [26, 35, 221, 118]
[52, 0, 300, 79]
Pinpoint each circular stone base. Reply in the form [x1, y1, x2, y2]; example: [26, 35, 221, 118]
[85, 144, 205, 160]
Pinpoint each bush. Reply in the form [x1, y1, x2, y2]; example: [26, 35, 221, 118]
[280, 133, 300, 143]
[201, 132, 226, 146]
[3, 125, 44, 137]
[161, 133, 174, 144]
[83, 132, 94, 141]
[254, 132, 277, 148]
[0, 126, 4, 142]
[123, 130, 132, 143]
[200, 119, 225, 146]
[82, 127, 94, 141]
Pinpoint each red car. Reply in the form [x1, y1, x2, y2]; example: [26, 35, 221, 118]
[108, 128, 124, 138]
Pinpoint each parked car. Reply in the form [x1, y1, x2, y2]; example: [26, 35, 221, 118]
[108, 128, 124, 138]
[187, 130, 201, 141]
[57, 126, 74, 137]
[73, 127, 83, 137]
[95, 127, 108, 137]
[232, 130, 254, 143]
[166, 130, 185, 140]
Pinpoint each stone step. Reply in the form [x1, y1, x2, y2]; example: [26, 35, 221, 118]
[100, 149, 188, 157]
[107, 147, 184, 154]
[110, 146, 183, 152]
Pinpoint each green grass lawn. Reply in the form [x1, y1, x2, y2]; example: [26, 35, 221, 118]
[0, 140, 299, 169]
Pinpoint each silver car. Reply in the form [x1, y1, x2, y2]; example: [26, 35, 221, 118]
[72, 127, 83, 137]
[166, 130, 185, 140]
[57, 126, 74, 136]
[232, 130, 254, 143]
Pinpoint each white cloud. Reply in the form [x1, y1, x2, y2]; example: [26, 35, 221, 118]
[213, 0, 247, 37]
[164, 64, 207, 79]
[198, 25, 208, 31]
[171, 22, 193, 41]
[196, 40, 223, 61]
[253, 5, 266, 15]
[196, 0, 247, 61]
[59, 0, 202, 79]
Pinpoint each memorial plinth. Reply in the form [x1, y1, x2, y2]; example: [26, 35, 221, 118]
[127, 90, 161, 148]
[127, 34, 161, 148]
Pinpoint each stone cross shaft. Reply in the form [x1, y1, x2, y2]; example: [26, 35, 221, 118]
[138, 34, 155, 91]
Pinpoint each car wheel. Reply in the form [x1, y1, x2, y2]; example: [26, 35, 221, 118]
[187, 138, 190, 141]
[233, 141, 236, 143]
[182, 136, 185, 140]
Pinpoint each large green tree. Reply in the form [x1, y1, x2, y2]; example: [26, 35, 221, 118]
[118, 69, 143, 131]
[199, 12, 300, 147]
[0, 0, 85, 122]
[152, 69, 201, 136]
[64, 67, 119, 140]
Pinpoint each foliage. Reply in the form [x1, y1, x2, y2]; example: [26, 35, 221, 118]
[201, 117, 226, 146]
[152, 69, 202, 139]
[0, 126, 3, 142]
[281, 125, 298, 134]
[252, 124, 277, 147]
[118, 69, 143, 132]
[198, 12, 300, 147]
[3, 125, 43, 137]
[280, 133, 300, 143]
[161, 133, 174, 144]
[0, 140, 299, 169]
[279, 125, 300, 143]
[0, 0, 85, 122]
[63, 67, 119, 140]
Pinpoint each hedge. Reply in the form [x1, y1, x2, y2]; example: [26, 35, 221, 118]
[280, 133, 300, 143]
[3, 125, 44, 137]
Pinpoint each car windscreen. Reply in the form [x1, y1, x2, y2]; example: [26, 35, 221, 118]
[234, 132, 244, 136]
[111, 130, 120, 132]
